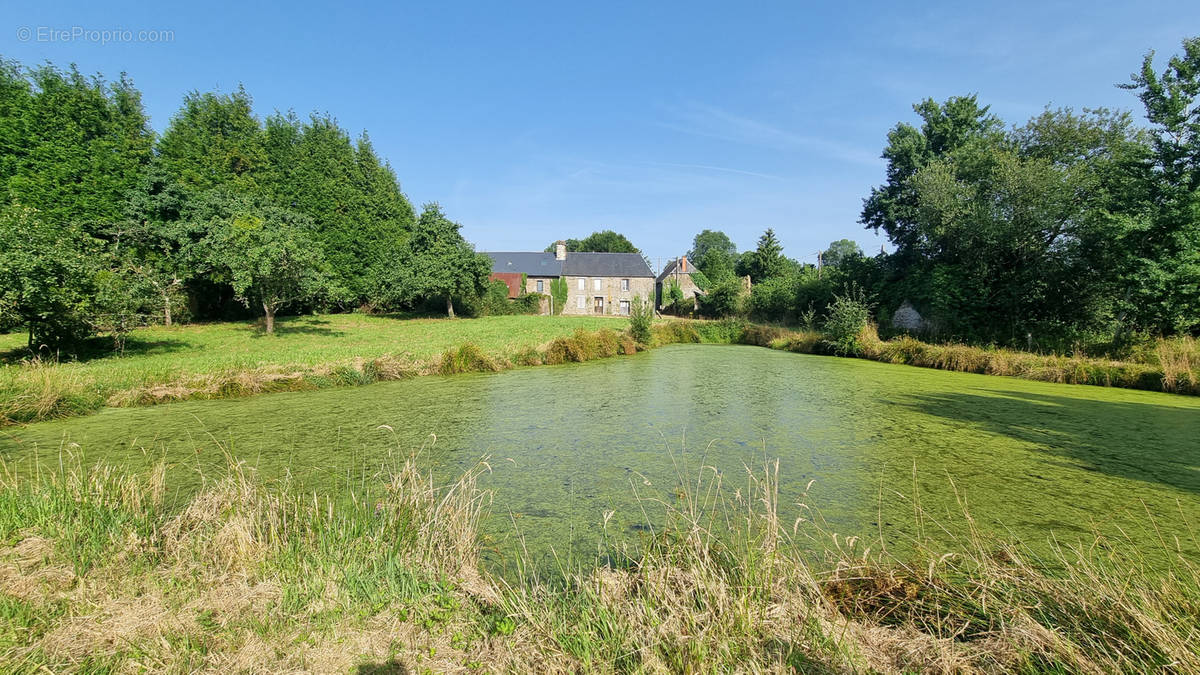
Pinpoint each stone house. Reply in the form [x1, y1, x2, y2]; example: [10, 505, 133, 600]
[655, 256, 705, 310]
[485, 242, 655, 316]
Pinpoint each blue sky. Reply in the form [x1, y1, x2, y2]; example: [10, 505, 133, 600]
[3, 1, 1198, 269]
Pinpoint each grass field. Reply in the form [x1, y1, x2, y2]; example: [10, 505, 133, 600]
[0, 314, 620, 425]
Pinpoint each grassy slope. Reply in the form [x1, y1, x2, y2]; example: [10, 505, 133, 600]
[0, 314, 619, 424]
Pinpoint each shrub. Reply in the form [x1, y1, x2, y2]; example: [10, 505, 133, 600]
[697, 279, 744, 318]
[747, 274, 799, 323]
[823, 287, 872, 355]
[438, 343, 499, 374]
[628, 296, 653, 345]
[652, 321, 701, 345]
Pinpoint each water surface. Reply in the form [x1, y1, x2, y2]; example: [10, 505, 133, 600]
[4, 345, 1198, 570]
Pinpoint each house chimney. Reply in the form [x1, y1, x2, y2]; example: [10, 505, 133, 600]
[555, 240, 567, 261]
[681, 256, 687, 272]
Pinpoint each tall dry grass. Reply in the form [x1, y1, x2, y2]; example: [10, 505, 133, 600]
[1, 446, 1197, 673]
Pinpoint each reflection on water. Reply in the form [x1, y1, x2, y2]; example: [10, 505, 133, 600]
[4, 344, 1199, 572]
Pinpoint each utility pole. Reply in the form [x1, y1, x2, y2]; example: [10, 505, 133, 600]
[816, 250, 823, 279]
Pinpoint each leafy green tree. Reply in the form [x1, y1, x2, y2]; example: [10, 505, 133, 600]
[156, 87, 265, 195]
[546, 230, 640, 253]
[209, 207, 334, 333]
[0, 205, 99, 349]
[1119, 36, 1200, 334]
[737, 228, 786, 283]
[697, 278, 745, 318]
[0, 62, 152, 229]
[861, 96, 1004, 256]
[821, 239, 862, 268]
[260, 114, 415, 302]
[906, 108, 1150, 341]
[121, 162, 211, 325]
[688, 229, 738, 282]
[404, 203, 492, 318]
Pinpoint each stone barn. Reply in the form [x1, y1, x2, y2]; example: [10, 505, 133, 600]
[655, 256, 705, 310]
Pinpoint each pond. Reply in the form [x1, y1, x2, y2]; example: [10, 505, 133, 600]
[3, 344, 1199, 572]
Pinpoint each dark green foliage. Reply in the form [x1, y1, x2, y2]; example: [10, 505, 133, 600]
[736, 228, 787, 283]
[259, 114, 415, 302]
[397, 204, 492, 317]
[821, 239, 862, 268]
[0, 62, 153, 230]
[1118, 37, 1200, 334]
[546, 230, 640, 253]
[157, 87, 265, 195]
[688, 229, 738, 283]
[823, 287, 872, 355]
[208, 204, 337, 333]
[549, 276, 568, 315]
[480, 280, 540, 316]
[697, 279, 745, 318]
[628, 296, 653, 345]
[0, 205, 99, 350]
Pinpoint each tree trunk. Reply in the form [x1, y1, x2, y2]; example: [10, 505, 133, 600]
[446, 295, 455, 318]
[163, 290, 173, 327]
[264, 302, 275, 334]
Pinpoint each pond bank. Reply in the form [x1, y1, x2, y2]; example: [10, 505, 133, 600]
[2, 316, 1195, 427]
[2, 454, 1195, 673]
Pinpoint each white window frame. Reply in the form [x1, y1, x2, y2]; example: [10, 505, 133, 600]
[621, 278, 629, 291]
[536, 279, 544, 293]
[576, 295, 586, 309]
[593, 278, 602, 291]
[577, 278, 585, 291]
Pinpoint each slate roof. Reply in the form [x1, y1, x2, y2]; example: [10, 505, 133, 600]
[484, 251, 653, 278]
[655, 257, 696, 282]
[486, 252, 562, 277]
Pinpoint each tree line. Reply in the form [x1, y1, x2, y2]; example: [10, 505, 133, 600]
[3, 36, 1198, 355]
[0, 59, 492, 348]
[679, 37, 1200, 352]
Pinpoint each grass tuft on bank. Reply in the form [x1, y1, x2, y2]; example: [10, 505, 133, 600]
[0, 453, 1196, 673]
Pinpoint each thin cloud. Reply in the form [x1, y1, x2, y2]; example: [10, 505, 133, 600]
[643, 161, 784, 181]
[659, 102, 883, 168]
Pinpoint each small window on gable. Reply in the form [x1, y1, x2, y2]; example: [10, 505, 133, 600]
[536, 279, 544, 293]
[593, 278, 602, 291]
[577, 278, 585, 291]
[621, 278, 629, 291]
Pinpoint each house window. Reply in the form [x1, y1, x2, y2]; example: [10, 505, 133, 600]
[593, 278, 602, 291]
[577, 278, 585, 291]
[621, 278, 629, 291]
[619, 300, 630, 315]
[576, 295, 586, 309]
[536, 279, 544, 293]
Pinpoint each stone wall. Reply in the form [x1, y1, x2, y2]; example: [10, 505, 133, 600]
[656, 272, 703, 309]
[553, 275, 654, 316]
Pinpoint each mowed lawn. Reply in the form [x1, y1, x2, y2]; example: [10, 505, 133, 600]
[0, 313, 622, 423]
